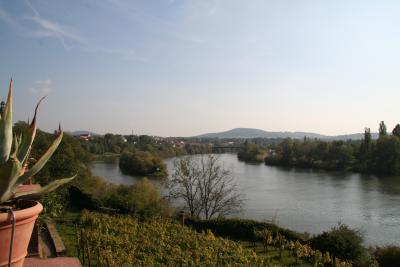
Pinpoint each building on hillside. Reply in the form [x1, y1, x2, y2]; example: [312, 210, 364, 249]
[79, 134, 91, 141]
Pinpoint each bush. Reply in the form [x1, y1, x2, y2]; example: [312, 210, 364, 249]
[185, 217, 304, 242]
[374, 246, 400, 267]
[70, 175, 172, 218]
[119, 178, 172, 218]
[310, 224, 367, 263]
[69, 186, 101, 210]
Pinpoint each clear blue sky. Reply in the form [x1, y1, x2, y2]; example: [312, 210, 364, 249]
[0, 0, 399, 136]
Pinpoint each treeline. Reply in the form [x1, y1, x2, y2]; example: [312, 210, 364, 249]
[265, 121, 400, 175]
[80, 133, 211, 158]
[81, 134, 212, 177]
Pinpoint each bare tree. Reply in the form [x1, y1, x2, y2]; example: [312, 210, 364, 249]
[169, 155, 243, 219]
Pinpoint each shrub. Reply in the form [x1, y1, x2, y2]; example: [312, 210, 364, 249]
[123, 178, 172, 218]
[69, 186, 101, 210]
[185, 217, 304, 242]
[374, 246, 400, 267]
[310, 224, 367, 263]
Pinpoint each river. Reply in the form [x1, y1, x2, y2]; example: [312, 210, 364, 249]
[91, 153, 400, 246]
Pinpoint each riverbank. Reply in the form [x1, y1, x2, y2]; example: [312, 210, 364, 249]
[91, 154, 400, 246]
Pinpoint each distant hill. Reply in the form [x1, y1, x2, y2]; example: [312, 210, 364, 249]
[195, 128, 377, 140]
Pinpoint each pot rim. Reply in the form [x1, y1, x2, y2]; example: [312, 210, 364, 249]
[0, 201, 43, 225]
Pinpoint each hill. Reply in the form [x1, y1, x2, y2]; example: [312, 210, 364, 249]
[195, 128, 377, 140]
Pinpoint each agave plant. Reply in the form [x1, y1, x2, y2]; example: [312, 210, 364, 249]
[0, 79, 75, 204]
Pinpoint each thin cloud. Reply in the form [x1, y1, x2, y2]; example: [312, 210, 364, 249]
[0, 1, 142, 61]
[28, 16, 87, 44]
[28, 79, 52, 95]
[105, 0, 205, 44]
[24, 0, 87, 49]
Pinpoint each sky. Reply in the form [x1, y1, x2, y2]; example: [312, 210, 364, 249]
[0, 0, 399, 137]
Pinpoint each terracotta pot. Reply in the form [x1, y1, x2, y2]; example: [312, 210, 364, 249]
[0, 201, 43, 267]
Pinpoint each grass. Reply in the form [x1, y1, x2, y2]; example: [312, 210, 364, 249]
[55, 210, 311, 266]
[54, 211, 80, 257]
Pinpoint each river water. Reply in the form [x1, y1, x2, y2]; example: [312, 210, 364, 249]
[91, 153, 400, 246]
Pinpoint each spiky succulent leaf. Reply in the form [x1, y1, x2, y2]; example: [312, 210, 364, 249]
[13, 175, 75, 200]
[15, 131, 63, 186]
[16, 97, 45, 164]
[13, 133, 21, 157]
[0, 80, 13, 164]
[0, 156, 22, 203]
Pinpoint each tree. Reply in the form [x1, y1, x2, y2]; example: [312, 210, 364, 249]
[310, 224, 367, 263]
[127, 178, 172, 218]
[280, 138, 294, 165]
[169, 155, 243, 219]
[392, 124, 400, 137]
[379, 121, 387, 138]
[119, 150, 167, 177]
[237, 140, 265, 162]
[357, 128, 373, 172]
[373, 136, 400, 175]
[364, 127, 371, 146]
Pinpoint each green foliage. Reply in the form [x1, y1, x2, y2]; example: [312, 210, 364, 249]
[41, 188, 69, 217]
[76, 211, 266, 266]
[14, 123, 93, 215]
[392, 124, 400, 137]
[0, 81, 74, 204]
[185, 217, 304, 242]
[119, 150, 167, 177]
[238, 140, 266, 163]
[379, 121, 387, 138]
[265, 138, 356, 171]
[253, 229, 353, 267]
[309, 224, 367, 263]
[184, 143, 212, 154]
[29, 128, 91, 184]
[374, 246, 400, 267]
[186, 218, 352, 266]
[265, 122, 400, 175]
[80, 133, 203, 158]
[68, 174, 172, 218]
[104, 178, 172, 218]
[372, 136, 400, 175]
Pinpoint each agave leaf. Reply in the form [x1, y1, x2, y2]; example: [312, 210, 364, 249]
[13, 175, 76, 200]
[17, 96, 45, 164]
[16, 131, 63, 185]
[12, 133, 20, 157]
[0, 156, 22, 203]
[0, 80, 13, 164]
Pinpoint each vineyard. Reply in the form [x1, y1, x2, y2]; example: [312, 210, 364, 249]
[69, 211, 357, 267]
[252, 229, 354, 267]
[76, 211, 264, 266]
